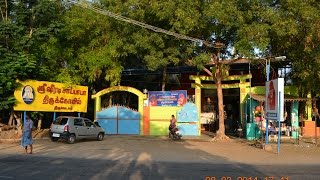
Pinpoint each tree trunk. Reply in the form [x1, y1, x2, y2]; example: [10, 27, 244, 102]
[38, 116, 42, 130]
[212, 66, 229, 141]
[8, 111, 14, 126]
[13, 112, 21, 128]
[109, 95, 113, 106]
[3, 0, 9, 49]
[161, 66, 167, 91]
[217, 76, 225, 135]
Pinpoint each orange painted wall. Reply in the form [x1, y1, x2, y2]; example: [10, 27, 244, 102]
[143, 106, 150, 135]
[302, 121, 320, 137]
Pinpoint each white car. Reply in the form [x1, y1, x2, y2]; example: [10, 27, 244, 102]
[49, 116, 105, 144]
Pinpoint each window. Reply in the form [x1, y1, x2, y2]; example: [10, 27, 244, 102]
[74, 118, 84, 126]
[53, 117, 68, 125]
[85, 119, 94, 127]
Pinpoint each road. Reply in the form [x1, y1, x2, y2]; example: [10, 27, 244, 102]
[0, 136, 320, 180]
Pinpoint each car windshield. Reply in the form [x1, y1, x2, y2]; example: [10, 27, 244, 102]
[53, 117, 68, 125]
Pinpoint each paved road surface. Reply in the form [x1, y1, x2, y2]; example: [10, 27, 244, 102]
[0, 136, 319, 180]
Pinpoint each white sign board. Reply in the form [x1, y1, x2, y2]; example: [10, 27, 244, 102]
[200, 112, 215, 124]
[265, 78, 284, 121]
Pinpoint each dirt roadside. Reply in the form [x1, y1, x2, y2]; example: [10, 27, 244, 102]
[0, 128, 50, 140]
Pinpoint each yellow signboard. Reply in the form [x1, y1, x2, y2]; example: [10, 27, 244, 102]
[14, 80, 88, 112]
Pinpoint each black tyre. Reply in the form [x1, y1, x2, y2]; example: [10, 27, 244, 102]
[176, 135, 181, 140]
[51, 137, 59, 142]
[173, 134, 181, 140]
[67, 134, 76, 144]
[97, 132, 104, 141]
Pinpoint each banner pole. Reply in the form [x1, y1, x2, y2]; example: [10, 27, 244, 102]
[278, 91, 282, 154]
[265, 60, 270, 144]
[23, 111, 27, 125]
[53, 112, 56, 122]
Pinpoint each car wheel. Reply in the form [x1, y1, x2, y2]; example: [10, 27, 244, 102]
[97, 132, 104, 141]
[67, 134, 76, 144]
[51, 137, 59, 142]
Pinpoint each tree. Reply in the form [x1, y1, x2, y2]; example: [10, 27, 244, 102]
[94, 0, 201, 90]
[0, 0, 64, 126]
[260, 0, 320, 117]
[193, 0, 276, 140]
[268, 0, 320, 97]
[50, 4, 125, 92]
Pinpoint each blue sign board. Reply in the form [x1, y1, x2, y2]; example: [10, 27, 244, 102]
[148, 90, 187, 106]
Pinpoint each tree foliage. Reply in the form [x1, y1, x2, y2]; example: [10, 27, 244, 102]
[0, 0, 64, 110]
[268, 0, 320, 97]
[0, 0, 319, 135]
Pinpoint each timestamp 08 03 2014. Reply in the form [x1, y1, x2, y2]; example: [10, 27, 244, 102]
[204, 176, 289, 180]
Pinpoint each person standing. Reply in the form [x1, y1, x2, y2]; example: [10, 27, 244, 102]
[21, 115, 33, 154]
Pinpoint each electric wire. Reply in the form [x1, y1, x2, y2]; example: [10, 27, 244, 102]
[66, 0, 213, 47]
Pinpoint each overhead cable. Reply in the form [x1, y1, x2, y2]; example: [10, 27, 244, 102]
[66, 0, 213, 47]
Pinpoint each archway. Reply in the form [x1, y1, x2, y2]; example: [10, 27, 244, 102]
[92, 86, 147, 135]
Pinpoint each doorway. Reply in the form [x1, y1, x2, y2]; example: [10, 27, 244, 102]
[201, 88, 240, 134]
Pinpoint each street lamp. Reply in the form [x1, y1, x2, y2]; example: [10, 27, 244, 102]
[264, 56, 287, 82]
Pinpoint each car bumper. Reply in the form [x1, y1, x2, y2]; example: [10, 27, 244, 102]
[49, 130, 70, 139]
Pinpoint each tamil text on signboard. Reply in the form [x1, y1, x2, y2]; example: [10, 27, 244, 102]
[148, 90, 187, 106]
[14, 80, 88, 112]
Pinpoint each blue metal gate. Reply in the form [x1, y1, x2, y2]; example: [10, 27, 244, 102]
[96, 106, 140, 135]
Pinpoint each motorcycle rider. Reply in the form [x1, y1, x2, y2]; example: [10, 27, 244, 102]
[169, 115, 177, 136]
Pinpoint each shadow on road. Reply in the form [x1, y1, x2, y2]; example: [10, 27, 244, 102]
[0, 136, 319, 180]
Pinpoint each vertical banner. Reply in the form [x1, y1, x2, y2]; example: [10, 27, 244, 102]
[265, 78, 284, 121]
[148, 90, 187, 106]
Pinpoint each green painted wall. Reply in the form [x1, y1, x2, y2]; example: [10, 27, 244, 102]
[149, 106, 182, 135]
[248, 86, 299, 96]
[150, 121, 169, 135]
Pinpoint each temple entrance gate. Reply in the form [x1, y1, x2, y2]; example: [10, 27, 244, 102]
[92, 86, 147, 135]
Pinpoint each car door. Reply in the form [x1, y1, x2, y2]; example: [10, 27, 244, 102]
[84, 119, 98, 138]
[73, 118, 86, 138]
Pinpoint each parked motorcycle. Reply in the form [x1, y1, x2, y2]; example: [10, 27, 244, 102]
[168, 125, 182, 140]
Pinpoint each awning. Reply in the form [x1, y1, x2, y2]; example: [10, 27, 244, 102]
[248, 93, 313, 102]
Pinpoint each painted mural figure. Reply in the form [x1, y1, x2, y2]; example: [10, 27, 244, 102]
[22, 86, 34, 99]
[267, 81, 276, 110]
[177, 93, 186, 106]
[149, 94, 157, 106]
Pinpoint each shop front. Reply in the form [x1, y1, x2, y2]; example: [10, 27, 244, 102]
[190, 74, 252, 135]
[245, 86, 313, 140]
